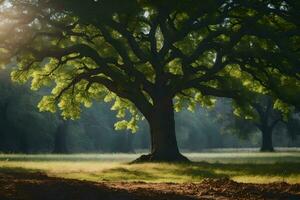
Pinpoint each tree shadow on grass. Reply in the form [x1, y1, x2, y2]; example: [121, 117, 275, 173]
[1, 162, 300, 183]
[126, 162, 300, 182]
[102, 167, 157, 181]
[103, 164, 229, 182]
[0, 169, 198, 200]
[152, 164, 229, 180]
[175, 162, 300, 178]
[0, 167, 42, 174]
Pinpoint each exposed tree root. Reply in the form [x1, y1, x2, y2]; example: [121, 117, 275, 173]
[131, 153, 190, 163]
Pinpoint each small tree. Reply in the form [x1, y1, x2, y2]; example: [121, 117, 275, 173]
[1, 0, 300, 161]
[220, 96, 300, 151]
[53, 118, 70, 154]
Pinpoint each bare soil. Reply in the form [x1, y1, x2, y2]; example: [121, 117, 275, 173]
[0, 171, 299, 200]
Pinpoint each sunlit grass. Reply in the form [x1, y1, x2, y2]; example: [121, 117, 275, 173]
[0, 152, 300, 184]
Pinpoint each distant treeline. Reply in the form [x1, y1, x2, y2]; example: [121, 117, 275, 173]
[0, 70, 299, 153]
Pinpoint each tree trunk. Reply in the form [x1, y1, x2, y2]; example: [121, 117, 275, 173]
[19, 133, 29, 153]
[112, 131, 135, 153]
[134, 98, 189, 162]
[53, 121, 69, 154]
[260, 127, 274, 152]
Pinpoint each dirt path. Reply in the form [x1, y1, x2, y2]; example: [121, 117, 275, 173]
[0, 171, 299, 200]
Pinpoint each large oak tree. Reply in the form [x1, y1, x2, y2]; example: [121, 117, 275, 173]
[0, 0, 300, 161]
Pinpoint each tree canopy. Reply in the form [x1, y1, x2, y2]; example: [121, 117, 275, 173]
[1, 0, 300, 161]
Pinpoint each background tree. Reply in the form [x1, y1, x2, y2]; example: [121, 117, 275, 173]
[0, 69, 58, 153]
[53, 118, 70, 154]
[285, 114, 300, 142]
[220, 96, 300, 152]
[1, 0, 300, 161]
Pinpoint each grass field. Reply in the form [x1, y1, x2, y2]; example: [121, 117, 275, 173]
[1, 151, 300, 184]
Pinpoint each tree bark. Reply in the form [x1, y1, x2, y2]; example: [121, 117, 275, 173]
[134, 98, 189, 162]
[260, 127, 274, 152]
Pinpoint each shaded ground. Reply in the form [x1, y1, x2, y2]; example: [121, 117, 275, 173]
[0, 171, 299, 200]
[2, 153, 300, 183]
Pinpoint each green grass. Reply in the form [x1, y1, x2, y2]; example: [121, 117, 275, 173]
[0, 152, 300, 184]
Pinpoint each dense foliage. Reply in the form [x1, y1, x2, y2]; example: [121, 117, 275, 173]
[0, 0, 299, 161]
[0, 71, 299, 153]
